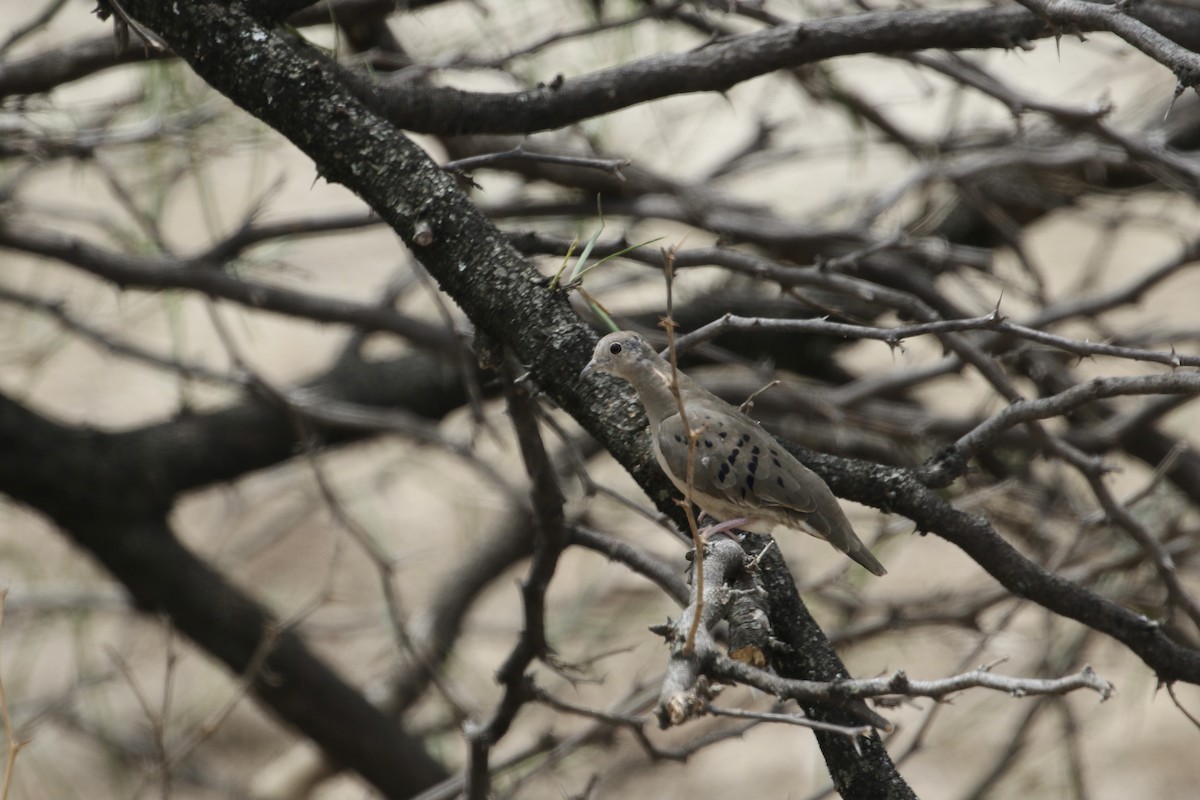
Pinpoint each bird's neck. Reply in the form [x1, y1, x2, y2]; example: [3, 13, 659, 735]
[626, 357, 695, 430]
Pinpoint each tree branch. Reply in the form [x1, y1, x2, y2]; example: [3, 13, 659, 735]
[351, 7, 1060, 134]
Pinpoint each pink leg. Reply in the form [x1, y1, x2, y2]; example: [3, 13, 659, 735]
[698, 517, 750, 540]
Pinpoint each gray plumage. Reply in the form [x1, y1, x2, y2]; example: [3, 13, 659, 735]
[581, 330, 886, 576]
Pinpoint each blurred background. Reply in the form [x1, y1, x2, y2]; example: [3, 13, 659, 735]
[2, 1, 1200, 797]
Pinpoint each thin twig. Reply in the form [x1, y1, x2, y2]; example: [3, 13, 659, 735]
[0, 592, 24, 800]
[660, 244, 706, 653]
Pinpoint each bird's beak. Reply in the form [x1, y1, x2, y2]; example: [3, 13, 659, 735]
[580, 358, 598, 380]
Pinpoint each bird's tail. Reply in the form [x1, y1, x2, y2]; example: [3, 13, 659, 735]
[845, 540, 887, 576]
[800, 505, 888, 576]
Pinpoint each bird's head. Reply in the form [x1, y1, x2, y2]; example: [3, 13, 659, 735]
[580, 330, 657, 382]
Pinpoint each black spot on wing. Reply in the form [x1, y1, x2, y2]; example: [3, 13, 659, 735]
[717, 463, 729, 482]
[727, 448, 740, 465]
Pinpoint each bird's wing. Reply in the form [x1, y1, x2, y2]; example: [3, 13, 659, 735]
[655, 406, 817, 515]
[658, 405, 888, 575]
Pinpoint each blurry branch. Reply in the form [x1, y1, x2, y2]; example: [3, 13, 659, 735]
[569, 525, 689, 604]
[0, 106, 219, 161]
[460, 3, 671, 68]
[829, 586, 1012, 647]
[907, 52, 1200, 191]
[348, 6, 1168, 135]
[531, 682, 702, 762]
[885, 592, 1043, 777]
[0, 285, 246, 386]
[408, 263, 492, 438]
[466, 358, 569, 800]
[445, 135, 691, 200]
[1, 590, 127, 617]
[418, 684, 690, 800]
[0, 593, 23, 800]
[0, 281, 515, 498]
[0, 223, 453, 353]
[106, 635, 175, 796]
[1082, 469, 1200, 634]
[0, 0, 69, 58]
[504, 200, 988, 272]
[386, 507, 535, 715]
[706, 705, 874, 742]
[453, 54, 1199, 252]
[195, 246, 474, 724]
[252, 504, 539, 799]
[0, 337, 477, 512]
[0, 29, 166, 98]
[1025, 237, 1200, 328]
[199, 210, 380, 263]
[299, 438, 480, 719]
[442, 145, 628, 180]
[0, 0, 449, 98]
[958, 693, 1055, 800]
[283, 393, 519, 498]
[267, 0, 453, 25]
[923, 372, 1200, 488]
[953, 629, 1095, 798]
[1165, 683, 1200, 732]
[19, 510, 448, 794]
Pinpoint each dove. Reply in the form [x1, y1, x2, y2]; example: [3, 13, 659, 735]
[580, 330, 886, 576]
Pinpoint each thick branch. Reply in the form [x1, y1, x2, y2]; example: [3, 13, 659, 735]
[352, 7, 1057, 134]
[0, 351, 472, 510]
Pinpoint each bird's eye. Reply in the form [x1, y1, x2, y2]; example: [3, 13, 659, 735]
[609, 343, 622, 355]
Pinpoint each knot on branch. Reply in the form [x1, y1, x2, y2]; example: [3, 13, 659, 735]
[919, 443, 964, 488]
[1174, 63, 1200, 92]
[412, 218, 434, 247]
[656, 675, 719, 729]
